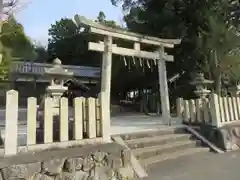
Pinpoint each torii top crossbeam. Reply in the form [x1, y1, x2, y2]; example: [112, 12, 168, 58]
[74, 15, 181, 61]
[74, 15, 181, 48]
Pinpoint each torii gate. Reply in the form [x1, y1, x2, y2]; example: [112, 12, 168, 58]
[74, 15, 181, 128]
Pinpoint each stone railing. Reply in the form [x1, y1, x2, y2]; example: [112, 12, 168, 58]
[176, 96, 212, 126]
[10, 61, 101, 78]
[177, 93, 240, 128]
[2, 90, 110, 156]
[0, 143, 135, 180]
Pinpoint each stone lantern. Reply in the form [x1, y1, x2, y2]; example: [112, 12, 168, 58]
[39, 58, 74, 116]
[190, 72, 213, 99]
[36, 58, 74, 142]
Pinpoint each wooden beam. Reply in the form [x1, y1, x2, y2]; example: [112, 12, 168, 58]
[90, 27, 175, 48]
[88, 42, 174, 61]
[74, 15, 181, 48]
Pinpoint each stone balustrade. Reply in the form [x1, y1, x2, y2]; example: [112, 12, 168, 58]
[3, 90, 110, 156]
[177, 94, 240, 152]
[177, 93, 240, 127]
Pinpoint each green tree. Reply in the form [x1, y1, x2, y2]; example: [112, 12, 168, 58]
[47, 11, 122, 66]
[0, 17, 36, 80]
[34, 45, 49, 63]
[96, 11, 119, 28]
[97, 11, 106, 23]
[111, 0, 240, 96]
[1, 16, 36, 60]
[0, 45, 12, 80]
[198, 15, 240, 93]
[47, 17, 100, 66]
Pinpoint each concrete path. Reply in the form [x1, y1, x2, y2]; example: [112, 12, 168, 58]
[110, 113, 182, 135]
[145, 151, 240, 180]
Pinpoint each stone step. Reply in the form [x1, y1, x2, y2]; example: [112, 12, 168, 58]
[133, 140, 202, 160]
[141, 147, 209, 167]
[120, 128, 186, 141]
[126, 134, 193, 149]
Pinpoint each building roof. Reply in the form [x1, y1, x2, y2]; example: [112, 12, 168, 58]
[11, 61, 101, 78]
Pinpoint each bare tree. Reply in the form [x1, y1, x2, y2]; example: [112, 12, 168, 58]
[0, 0, 30, 22]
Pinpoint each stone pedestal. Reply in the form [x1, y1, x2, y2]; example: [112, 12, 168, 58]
[194, 89, 211, 99]
[46, 85, 68, 115]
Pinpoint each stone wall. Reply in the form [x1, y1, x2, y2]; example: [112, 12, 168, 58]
[206, 123, 240, 151]
[199, 123, 240, 151]
[0, 143, 136, 180]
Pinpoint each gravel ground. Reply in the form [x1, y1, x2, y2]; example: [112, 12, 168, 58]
[144, 151, 240, 180]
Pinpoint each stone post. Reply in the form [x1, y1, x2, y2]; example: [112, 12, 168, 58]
[5, 90, 18, 155]
[27, 97, 37, 145]
[87, 97, 96, 138]
[209, 93, 221, 127]
[176, 98, 183, 118]
[73, 97, 83, 140]
[60, 97, 69, 142]
[44, 97, 53, 143]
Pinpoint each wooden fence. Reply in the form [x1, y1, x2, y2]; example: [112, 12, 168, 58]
[3, 89, 110, 156]
[177, 93, 240, 128]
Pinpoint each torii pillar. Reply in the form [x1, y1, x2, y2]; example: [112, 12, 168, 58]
[158, 46, 171, 122]
[101, 36, 112, 140]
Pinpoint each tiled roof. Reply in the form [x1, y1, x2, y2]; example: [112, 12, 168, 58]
[11, 61, 101, 78]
